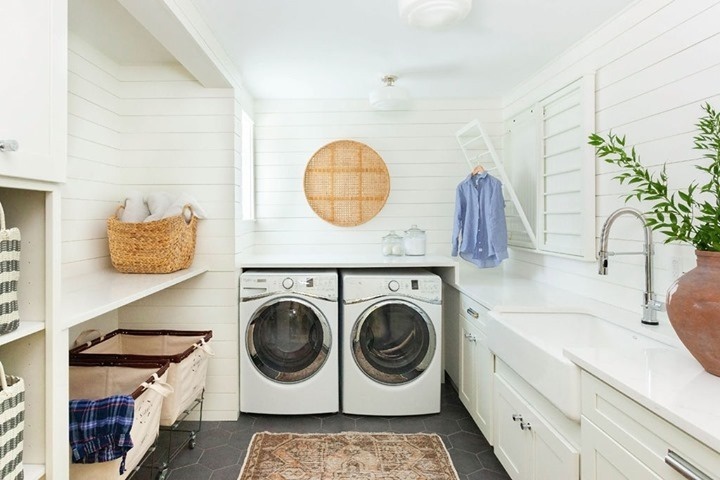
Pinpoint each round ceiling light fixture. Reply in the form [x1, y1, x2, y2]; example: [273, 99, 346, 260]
[369, 75, 411, 111]
[398, 0, 472, 29]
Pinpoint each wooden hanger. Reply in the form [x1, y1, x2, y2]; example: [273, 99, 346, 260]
[471, 164, 486, 176]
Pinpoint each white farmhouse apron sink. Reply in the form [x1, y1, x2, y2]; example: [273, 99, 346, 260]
[487, 308, 667, 421]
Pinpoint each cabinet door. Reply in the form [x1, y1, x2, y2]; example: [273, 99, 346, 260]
[0, 0, 66, 182]
[531, 407, 579, 480]
[495, 374, 579, 480]
[458, 318, 476, 410]
[494, 376, 531, 480]
[473, 324, 494, 443]
[442, 284, 460, 385]
[582, 418, 662, 480]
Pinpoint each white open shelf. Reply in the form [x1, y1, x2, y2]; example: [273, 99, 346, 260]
[25, 464, 45, 480]
[61, 266, 208, 329]
[0, 322, 44, 347]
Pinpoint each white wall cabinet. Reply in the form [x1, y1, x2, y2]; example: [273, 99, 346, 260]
[458, 294, 494, 443]
[0, 0, 66, 183]
[581, 372, 720, 480]
[494, 373, 579, 480]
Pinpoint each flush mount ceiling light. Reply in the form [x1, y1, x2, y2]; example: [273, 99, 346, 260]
[398, 0, 472, 29]
[369, 75, 411, 111]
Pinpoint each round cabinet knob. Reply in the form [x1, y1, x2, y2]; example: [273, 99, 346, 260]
[388, 280, 400, 292]
[282, 278, 294, 289]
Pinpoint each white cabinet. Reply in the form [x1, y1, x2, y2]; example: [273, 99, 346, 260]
[0, 185, 62, 480]
[442, 283, 460, 385]
[582, 418, 662, 480]
[494, 371, 579, 480]
[0, 0, 66, 183]
[458, 294, 494, 443]
[581, 372, 720, 480]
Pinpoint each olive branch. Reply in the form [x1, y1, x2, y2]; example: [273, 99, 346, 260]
[589, 103, 720, 251]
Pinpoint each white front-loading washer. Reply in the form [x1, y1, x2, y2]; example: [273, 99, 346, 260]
[341, 269, 442, 416]
[239, 269, 338, 414]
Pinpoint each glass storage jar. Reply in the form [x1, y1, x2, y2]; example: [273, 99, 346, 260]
[381, 231, 405, 256]
[404, 224, 426, 256]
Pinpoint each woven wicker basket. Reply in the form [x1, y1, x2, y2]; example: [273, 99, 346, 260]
[107, 205, 198, 274]
[0, 361, 24, 480]
[0, 202, 20, 335]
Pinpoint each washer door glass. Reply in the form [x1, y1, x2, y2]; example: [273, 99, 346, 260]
[352, 299, 436, 385]
[247, 297, 330, 383]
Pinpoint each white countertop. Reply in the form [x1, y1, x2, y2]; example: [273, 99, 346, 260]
[239, 253, 459, 269]
[565, 346, 720, 453]
[238, 252, 720, 452]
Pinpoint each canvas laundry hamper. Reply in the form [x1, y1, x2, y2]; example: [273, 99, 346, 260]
[70, 329, 213, 426]
[69, 361, 172, 480]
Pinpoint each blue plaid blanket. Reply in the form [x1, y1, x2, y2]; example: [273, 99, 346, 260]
[69, 395, 135, 474]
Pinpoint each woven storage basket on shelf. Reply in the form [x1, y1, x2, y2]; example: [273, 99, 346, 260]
[0, 203, 20, 334]
[304, 140, 390, 227]
[0, 361, 24, 480]
[107, 204, 198, 274]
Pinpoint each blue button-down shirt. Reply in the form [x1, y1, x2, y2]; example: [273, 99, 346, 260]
[451, 172, 508, 268]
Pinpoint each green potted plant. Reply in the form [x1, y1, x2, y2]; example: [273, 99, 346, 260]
[589, 102, 720, 376]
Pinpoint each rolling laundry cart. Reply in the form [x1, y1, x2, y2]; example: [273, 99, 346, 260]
[69, 329, 213, 462]
[69, 361, 173, 480]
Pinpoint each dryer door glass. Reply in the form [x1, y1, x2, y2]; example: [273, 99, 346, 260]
[352, 299, 436, 385]
[247, 297, 331, 383]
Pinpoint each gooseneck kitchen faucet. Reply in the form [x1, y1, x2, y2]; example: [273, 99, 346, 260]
[598, 207, 663, 325]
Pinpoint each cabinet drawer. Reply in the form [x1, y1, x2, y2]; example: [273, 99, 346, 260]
[460, 293, 489, 331]
[582, 372, 720, 480]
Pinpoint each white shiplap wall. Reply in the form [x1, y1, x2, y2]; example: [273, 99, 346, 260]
[65, 34, 241, 420]
[252, 99, 502, 255]
[64, 34, 123, 279]
[502, 0, 720, 317]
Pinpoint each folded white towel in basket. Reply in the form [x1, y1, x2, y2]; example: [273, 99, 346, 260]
[143, 191, 174, 222]
[160, 192, 208, 220]
[120, 191, 150, 223]
[119, 191, 207, 223]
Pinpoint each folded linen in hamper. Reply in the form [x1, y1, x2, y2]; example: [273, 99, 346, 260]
[69, 395, 135, 474]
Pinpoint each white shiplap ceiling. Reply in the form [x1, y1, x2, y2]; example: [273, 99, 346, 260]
[192, 0, 635, 99]
[69, 0, 636, 100]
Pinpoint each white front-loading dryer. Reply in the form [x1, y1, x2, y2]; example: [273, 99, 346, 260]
[341, 269, 442, 416]
[240, 269, 338, 414]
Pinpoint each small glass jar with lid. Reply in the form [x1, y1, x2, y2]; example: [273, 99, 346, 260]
[404, 224, 426, 256]
[381, 231, 405, 256]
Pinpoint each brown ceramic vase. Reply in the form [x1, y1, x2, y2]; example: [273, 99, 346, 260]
[667, 250, 720, 376]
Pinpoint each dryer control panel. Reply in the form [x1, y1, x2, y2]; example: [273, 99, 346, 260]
[343, 272, 441, 304]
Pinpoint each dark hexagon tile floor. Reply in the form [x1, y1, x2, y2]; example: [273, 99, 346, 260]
[135, 381, 510, 480]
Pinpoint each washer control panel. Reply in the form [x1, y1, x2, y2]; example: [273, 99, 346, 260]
[241, 271, 338, 300]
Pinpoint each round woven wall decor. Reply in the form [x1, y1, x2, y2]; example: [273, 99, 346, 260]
[304, 140, 390, 227]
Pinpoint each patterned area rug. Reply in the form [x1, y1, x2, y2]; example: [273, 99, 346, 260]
[238, 432, 460, 480]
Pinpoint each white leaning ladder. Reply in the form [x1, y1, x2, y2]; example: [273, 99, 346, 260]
[455, 119, 538, 249]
